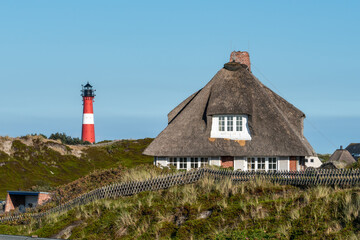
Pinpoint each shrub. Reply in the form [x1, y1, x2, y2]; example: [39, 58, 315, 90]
[49, 132, 91, 145]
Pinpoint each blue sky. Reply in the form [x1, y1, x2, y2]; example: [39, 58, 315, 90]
[0, 1, 359, 153]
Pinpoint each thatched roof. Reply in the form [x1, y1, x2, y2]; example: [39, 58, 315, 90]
[319, 162, 338, 169]
[346, 143, 360, 157]
[328, 148, 355, 168]
[144, 62, 315, 157]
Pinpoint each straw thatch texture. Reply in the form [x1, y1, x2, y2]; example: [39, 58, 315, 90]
[144, 62, 315, 157]
[328, 148, 355, 168]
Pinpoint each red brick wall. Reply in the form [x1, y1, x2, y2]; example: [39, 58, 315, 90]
[289, 156, 297, 171]
[221, 156, 234, 168]
[38, 193, 51, 205]
[230, 51, 251, 71]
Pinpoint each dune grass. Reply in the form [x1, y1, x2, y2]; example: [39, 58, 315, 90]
[0, 138, 153, 199]
[2, 173, 360, 239]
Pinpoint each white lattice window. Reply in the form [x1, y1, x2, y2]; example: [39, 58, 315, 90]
[169, 158, 177, 167]
[211, 115, 251, 140]
[200, 157, 208, 167]
[179, 157, 187, 169]
[219, 117, 225, 131]
[268, 157, 277, 172]
[227, 116, 233, 131]
[236, 116, 243, 131]
[191, 157, 199, 168]
[247, 157, 256, 171]
[257, 158, 266, 171]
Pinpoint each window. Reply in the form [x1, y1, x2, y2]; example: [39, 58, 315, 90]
[247, 157, 255, 171]
[191, 157, 199, 168]
[219, 117, 225, 131]
[310, 159, 314, 163]
[305, 159, 308, 163]
[200, 157, 208, 167]
[257, 158, 265, 171]
[268, 157, 277, 172]
[169, 158, 177, 167]
[211, 115, 251, 140]
[247, 157, 277, 172]
[236, 116, 243, 131]
[227, 116, 233, 131]
[179, 157, 187, 169]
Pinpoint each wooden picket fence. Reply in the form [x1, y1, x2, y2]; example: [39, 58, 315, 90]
[1, 168, 360, 223]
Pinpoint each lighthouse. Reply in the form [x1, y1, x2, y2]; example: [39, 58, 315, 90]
[81, 82, 96, 143]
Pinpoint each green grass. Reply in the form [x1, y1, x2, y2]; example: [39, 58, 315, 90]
[2, 175, 360, 239]
[0, 137, 153, 199]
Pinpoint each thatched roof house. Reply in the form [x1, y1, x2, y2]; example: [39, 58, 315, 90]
[346, 143, 360, 160]
[328, 146, 355, 168]
[144, 51, 316, 171]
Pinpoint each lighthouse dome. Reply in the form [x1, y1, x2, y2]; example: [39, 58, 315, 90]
[81, 82, 95, 97]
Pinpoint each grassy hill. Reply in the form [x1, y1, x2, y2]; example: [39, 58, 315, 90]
[1, 173, 360, 239]
[0, 135, 153, 199]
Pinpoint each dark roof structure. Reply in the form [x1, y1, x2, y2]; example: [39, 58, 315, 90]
[144, 61, 315, 157]
[7, 191, 48, 195]
[84, 82, 92, 88]
[319, 162, 338, 169]
[328, 147, 356, 168]
[346, 143, 360, 159]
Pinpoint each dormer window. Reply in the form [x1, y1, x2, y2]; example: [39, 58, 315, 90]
[211, 115, 251, 140]
[236, 116, 242, 131]
[219, 116, 225, 131]
[227, 116, 233, 131]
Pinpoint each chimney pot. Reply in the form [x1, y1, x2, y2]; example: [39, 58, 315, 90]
[230, 51, 251, 71]
[340, 145, 343, 150]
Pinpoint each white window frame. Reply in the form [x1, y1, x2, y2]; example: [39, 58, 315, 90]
[227, 116, 233, 131]
[257, 157, 266, 172]
[246, 157, 278, 172]
[168, 157, 177, 168]
[211, 115, 251, 140]
[236, 116, 243, 131]
[179, 157, 187, 170]
[247, 157, 256, 171]
[190, 157, 199, 169]
[200, 157, 209, 167]
[167, 157, 209, 170]
[219, 116, 225, 131]
[268, 157, 277, 172]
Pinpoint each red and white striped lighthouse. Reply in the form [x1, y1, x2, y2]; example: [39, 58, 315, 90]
[81, 82, 96, 143]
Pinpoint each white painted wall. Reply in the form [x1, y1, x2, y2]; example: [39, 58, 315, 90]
[154, 156, 295, 172]
[209, 157, 221, 167]
[155, 157, 168, 168]
[278, 157, 289, 171]
[305, 156, 322, 168]
[234, 157, 246, 170]
[210, 115, 252, 140]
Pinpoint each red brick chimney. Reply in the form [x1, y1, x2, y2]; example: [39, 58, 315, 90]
[230, 51, 251, 71]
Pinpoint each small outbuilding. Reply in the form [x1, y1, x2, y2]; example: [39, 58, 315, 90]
[319, 162, 337, 169]
[4, 191, 51, 213]
[327, 146, 356, 169]
[346, 143, 360, 161]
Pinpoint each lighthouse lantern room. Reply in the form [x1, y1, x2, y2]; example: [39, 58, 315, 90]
[81, 82, 96, 143]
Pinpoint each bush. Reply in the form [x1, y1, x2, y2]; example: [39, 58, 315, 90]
[49, 132, 91, 145]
